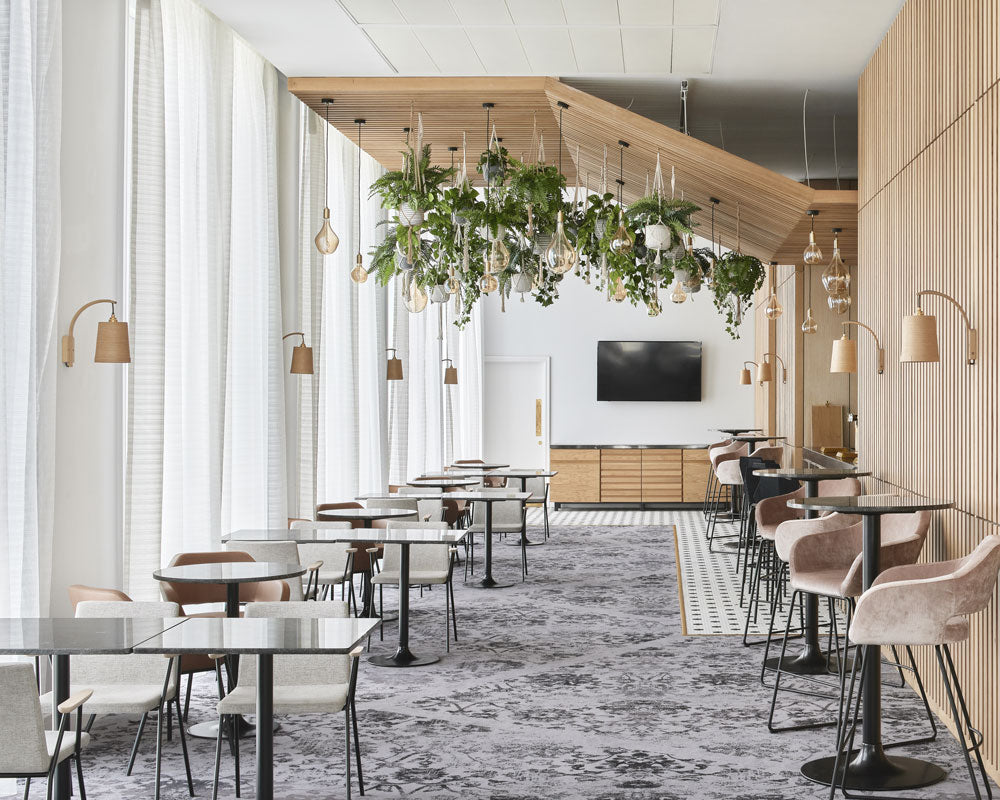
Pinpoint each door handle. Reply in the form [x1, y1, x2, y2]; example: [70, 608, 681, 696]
[535, 398, 542, 436]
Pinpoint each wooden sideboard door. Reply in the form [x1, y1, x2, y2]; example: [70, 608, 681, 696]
[682, 449, 711, 502]
[641, 450, 683, 502]
[549, 449, 600, 502]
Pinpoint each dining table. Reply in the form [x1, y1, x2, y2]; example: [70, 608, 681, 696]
[315, 506, 418, 524]
[446, 491, 532, 588]
[406, 476, 481, 490]
[224, 527, 470, 667]
[449, 461, 509, 470]
[133, 616, 378, 800]
[0, 616, 187, 800]
[754, 466, 870, 676]
[789, 494, 954, 792]
[715, 427, 764, 436]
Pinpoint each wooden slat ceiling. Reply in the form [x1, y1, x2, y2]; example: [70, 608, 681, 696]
[288, 76, 858, 265]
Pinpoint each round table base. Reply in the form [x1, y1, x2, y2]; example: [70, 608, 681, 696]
[764, 649, 835, 676]
[801, 748, 947, 790]
[504, 539, 545, 548]
[187, 716, 268, 740]
[368, 648, 440, 668]
[467, 576, 514, 589]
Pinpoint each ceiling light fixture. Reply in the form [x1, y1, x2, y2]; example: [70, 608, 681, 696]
[763, 262, 783, 320]
[610, 140, 633, 254]
[349, 118, 368, 284]
[802, 209, 822, 265]
[546, 101, 576, 275]
[823, 227, 851, 314]
[314, 98, 340, 256]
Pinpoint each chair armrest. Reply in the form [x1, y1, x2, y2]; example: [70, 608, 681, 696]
[307, 560, 323, 571]
[851, 574, 959, 645]
[786, 523, 864, 575]
[58, 689, 93, 715]
[346, 547, 357, 553]
[208, 653, 227, 660]
[349, 646, 363, 658]
[775, 512, 858, 562]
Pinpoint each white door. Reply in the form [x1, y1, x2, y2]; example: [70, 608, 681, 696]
[484, 357, 549, 468]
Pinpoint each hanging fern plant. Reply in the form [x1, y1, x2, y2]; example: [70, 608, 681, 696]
[711, 251, 765, 338]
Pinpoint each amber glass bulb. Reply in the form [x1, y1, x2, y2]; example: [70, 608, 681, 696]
[314, 207, 339, 255]
[479, 273, 499, 294]
[828, 291, 852, 315]
[802, 229, 823, 265]
[402, 275, 428, 313]
[763, 292, 783, 320]
[545, 211, 578, 274]
[822, 237, 851, 297]
[350, 253, 368, 284]
[670, 281, 687, 304]
[801, 307, 818, 334]
[612, 276, 627, 302]
[610, 213, 634, 255]
[488, 234, 510, 272]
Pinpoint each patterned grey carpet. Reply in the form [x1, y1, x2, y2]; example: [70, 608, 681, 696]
[24, 521, 989, 799]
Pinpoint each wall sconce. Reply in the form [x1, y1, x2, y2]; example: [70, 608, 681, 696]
[831, 321, 884, 374]
[757, 352, 787, 384]
[900, 290, 977, 365]
[442, 358, 458, 385]
[62, 299, 130, 367]
[386, 348, 403, 381]
[282, 332, 314, 375]
[739, 361, 757, 385]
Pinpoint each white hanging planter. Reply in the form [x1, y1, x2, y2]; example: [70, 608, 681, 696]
[673, 267, 693, 284]
[512, 272, 533, 294]
[643, 223, 671, 251]
[397, 203, 425, 227]
[428, 284, 449, 303]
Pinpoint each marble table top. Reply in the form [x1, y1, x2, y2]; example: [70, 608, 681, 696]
[485, 469, 557, 479]
[445, 491, 533, 502]
[153, 561, 306, 584]
[316, 507, 416, 520]
[754, 467, 871, 480]
[224, 527, 469, 545]
[449, 462, 509, 470]
[133, 616, 379, 655]
[0, 617, 186, 655]
[406, 477, 480, 488]
[787, 494, 953, 515]
[355, 492, 444, 501]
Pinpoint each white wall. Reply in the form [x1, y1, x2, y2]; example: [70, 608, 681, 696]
[484, 260, 756, 446]
[51, 0, 128, 616]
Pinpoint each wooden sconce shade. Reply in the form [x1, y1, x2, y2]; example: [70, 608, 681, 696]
[831, 320, 884, 374]
[386, 348, 403, 381]
[282, 332, 314, 375]
[63, 299, 131, 367]
[901, 289, 977, 365]
[443, 358, 458, 385]
[739, 361, 756, 385]
[757, 352, 787, 384]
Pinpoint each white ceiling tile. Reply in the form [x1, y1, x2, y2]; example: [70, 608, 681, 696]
[465, 27, 531, 73]
[415, 27, 486, 73]
[671, 26, 716, 73]
[518, 27, 578, 74]
[570, 28, 624, 73]
[449, 0, 514, 25]
[504, 0, 566, 26]
[617, 0, 673, 26]
[673, 0, 719, 26]
[395, 0, 460, 24]
[340, 0, 404, 24]
[621, 28, 672, 73]
[364, 27, 440, 73]
[561, 0, 619, 25]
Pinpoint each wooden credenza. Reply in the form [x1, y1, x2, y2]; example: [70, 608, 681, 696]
[550, 445, 709, 506]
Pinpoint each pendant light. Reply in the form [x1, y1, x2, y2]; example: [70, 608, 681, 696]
[801, 260, 818, 333]
[823, 227, 851, 314]
[670, 281, 687, 304]
[386, 348, 403, 381]
[282, 332, 314, 375]
[610, 141, 634, 254]
[402, 272, 428, 313]
[314, 99, 340, 255]
[763, 262, 783, 320]
[349, 119, 368, 283]
[612, 276, 627, 302]
[545, 102, 577, 274]
[802, 209, 822, 265]
[442, 358, 458, 385]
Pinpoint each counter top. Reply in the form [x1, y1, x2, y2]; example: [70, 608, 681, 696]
[550, 444, 710, 450]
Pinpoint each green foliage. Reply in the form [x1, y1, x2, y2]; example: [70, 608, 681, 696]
[711, 251, 765, 338]
[369, 143, 454, 213]
[626, 195, 699, 250]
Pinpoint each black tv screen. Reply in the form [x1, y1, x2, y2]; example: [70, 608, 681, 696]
[597, 341, 702, 402]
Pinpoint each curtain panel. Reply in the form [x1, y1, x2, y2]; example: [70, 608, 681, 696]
[125, 0, 285, 599]
[0, 0, 62, 617]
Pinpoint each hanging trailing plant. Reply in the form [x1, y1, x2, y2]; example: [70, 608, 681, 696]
[712, 251, 765, 338]
[369, 142, 454, 224]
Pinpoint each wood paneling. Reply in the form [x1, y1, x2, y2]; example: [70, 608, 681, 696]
[549, 449, 600, 502]
[682, 449, 711, 503]
[641, 450, 683, 502]
[287, 76, 858, 265]
[600, 449, 642, 502]
[859, 0, 1000, 780]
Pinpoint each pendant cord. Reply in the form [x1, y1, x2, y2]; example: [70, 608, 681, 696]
[323, 101, 330, 206]
[356, 121, 362, 249]
[558, 104, 563, 176]
[618, 144, 623, 205]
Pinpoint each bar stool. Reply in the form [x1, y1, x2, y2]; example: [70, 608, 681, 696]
[707, 445, 781, 552]
[831, 534, 1000, 800]
[769, 511, 931, 734]
[704, 440, 745, 520]
[703, 438, 734, 516]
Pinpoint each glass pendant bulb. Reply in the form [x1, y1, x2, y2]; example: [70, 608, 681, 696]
[822, 234, 851, 297]
[479, 273, 499, 294]
[802, 230, 823, 265]
[828, 290, 852, 315]
[610, 212, 634, 255]
[670, 281, 687, 304]
[612, 276, 627, 303]
[801, 306, 819, 334]
[314, 207, 340, 255]
[402, 274, 428, 313]
[647, 297, 661, 317]
[447, 270, 460, 294]
[763, 292, 783, 320]
[545, 211, 578, 274]
[349, 253, 368, 284]
[488, 232, 510, 272]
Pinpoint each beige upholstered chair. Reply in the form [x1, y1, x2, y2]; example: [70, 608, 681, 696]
[0, 663, 91, 800]
[766, 512, 931, 733]
[832, 535, 1000, 799]
[40, 600, 192, 799]
[212, 601, 365, 800]
[372, 521, 459, 650]
[395, 486, 445, 523]
[289, 520, 357, 607]
[222, 540, 321, 601]
[364, 496, 419, 520]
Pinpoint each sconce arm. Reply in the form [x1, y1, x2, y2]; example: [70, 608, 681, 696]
[916, 289, 977, 365]
[63, 299, 118, 367]
[282, 331, 306, 346]
[761, 351, 788, 384]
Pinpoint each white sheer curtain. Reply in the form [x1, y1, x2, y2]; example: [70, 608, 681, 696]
[125, 0, 285, 599]
[314, 123, 388, 502]
[0, 0, 62, 617]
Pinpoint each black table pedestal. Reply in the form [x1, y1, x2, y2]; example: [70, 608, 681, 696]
[369, 543, 440, 667]
[256, 654, 274, 800]
[52, 654, 71, 800]
[469, 503, 513, 589]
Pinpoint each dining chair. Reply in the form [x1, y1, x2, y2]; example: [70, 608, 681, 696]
[40, 600, 193, 800]
[157, 551, 290, 617]
[831, 535, 1000, 800]
[394, 487, 445, 523]
[222, 541, 322, 601]
[769, 511, 932, 735]
[524, 476, 550, 541]
[0, 663, 91, 800]
[468, 488, 529, 580]
[373, 521, 460, 651]
[290, 521, 358, 609]
[211, 601, 365, 800]
[363, 496, 419, 520]
[68, 584, 130, 610]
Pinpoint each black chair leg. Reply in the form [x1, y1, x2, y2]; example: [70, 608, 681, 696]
[75, 755, 86, 800]
[351, 698, 364, 795]
[126, 711, 149, 775]
[175, 695, 194, 797]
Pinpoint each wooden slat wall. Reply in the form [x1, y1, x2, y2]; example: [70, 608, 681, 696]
[859, 0, 1000, 780]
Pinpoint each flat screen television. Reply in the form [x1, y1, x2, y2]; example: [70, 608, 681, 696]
[597, 340, 702, 402]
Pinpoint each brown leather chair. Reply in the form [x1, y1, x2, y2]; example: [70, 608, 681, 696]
[158, 551, 289, 617]
[68, 584, 130, 612]
[387, 485, 404, 493]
